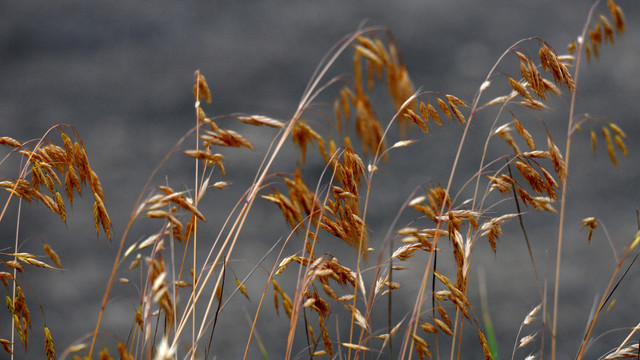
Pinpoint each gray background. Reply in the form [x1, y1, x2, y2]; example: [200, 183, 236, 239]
[1, 1, 639, 359]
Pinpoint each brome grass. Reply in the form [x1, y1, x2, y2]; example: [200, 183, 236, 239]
[0, 1, 637, 359]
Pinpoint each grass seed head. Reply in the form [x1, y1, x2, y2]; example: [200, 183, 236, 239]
[44, 327, 55, 360]
[193, 70, 212, 104]
[436, 97, 453, 120]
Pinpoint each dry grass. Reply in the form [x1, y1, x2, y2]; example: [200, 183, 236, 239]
[0, 1, 637, 359]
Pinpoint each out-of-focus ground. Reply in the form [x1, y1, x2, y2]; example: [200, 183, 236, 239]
[1, 1, 639, 359]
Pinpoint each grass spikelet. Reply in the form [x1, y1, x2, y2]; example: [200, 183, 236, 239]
[437, 304, 451, 327]
[488, 174, 515, 194]
[73, 142, 89, 184]
[519, 333, 536, 348]
[14, 287, 28, 322]
[419, 101, 430, 122]
[608, 122, 626, 138]
[60, 132, 74, 163]
[480, 214, 518, 252]
[434, 318, 454, 336]
[445, 94, 468, 124]
[118, 342, 133, 360]
[520, 99, 549, 111]
[515, 184, 535, 208]
[568, 40, 577, 55]
[445, 94, 468, 123]
[547, 135, 567, 183]
[478, 328, 493, 360]
[236, 115, 285, 128]
[0, 136, 21, 147]
[193, 70, 212, 103]
[196, 105, 207, 123]
[12, 314, 24, 349]
[65, 164, 81, 205]
[524, 56, 547, 98]
[524, 304, 541, 325]
[391, 140, 417, 149]
[355, 44, 383, 66]
[509, 77, 533, 101]
[18, 255, 56, 270]
[602, 126, 617, 167]
[522, 150, 549, 159]
[37, 193, 57, 214]
[539, 43, 575, 91]
[30, 161, 44, 192]
[201, 127, 254, 149]
[5, 260, 24, 273]
[420, 321, 438, 334]
[378, 321, 402, 350]
[0, 272, 14, 287]
[436, 97, 453, 120]
[445, 94, 468, 108]
[262, 190, 302, 229]
[514, 160, 545, 193]
[513, 116, 535, 149]
[99, 347, 113, 360]
[589, 26, 601, 59]
[426, 102, 442, 126]
[388, 63, 416, 117]
[614, 134, 628, 157]
[340, 342, 371, 352]
[483, 94, 511, 108]
[184, 150, 225, 174]
[0, 338, 12, 355]
[538, 43, 554, 71]
[10, 286, 31, 349]
[411, 333, 432, 360]
[608, 0, 626, 33]
[355, 91, 384, 155]
[43, 242, 62, 269]
[44, 327, 55, 360]
[235, 276, 250, 300]
[55, 191, 66, 223]
[212, 180, 228, 189]
[345, 304, 369, 331]
[292, 121, 323, 165]
[333, 98, 342, 130]
[367, 61, 379, 90]
[404, 109, 429, 133]
[629, 230, 640, 252]
[373, 37, 390, 64]
[392, 243, 420, 261]
[356, 35, 380, 56]
[1, 180, 34, 202]
[67, 343, 88, 353]
[532, 197, 557, 213]
[89, 169, 105, 204]
[581, 217, 597, 243]
[93, 194, 111, 240]
[494, 124, 520, 154]
[340, 86, 354, 119]
[539, 167, 559, 200]
[319, 316, 333, 357]
[449, 103, 466, 124]
[542, 78, 562, 96]
[604, 344, 640, 359]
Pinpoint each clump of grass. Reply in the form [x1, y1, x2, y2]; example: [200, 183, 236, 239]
[0, 1, 636, 359]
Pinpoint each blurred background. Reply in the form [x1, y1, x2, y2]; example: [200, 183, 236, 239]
[1, 1, 639, 359]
